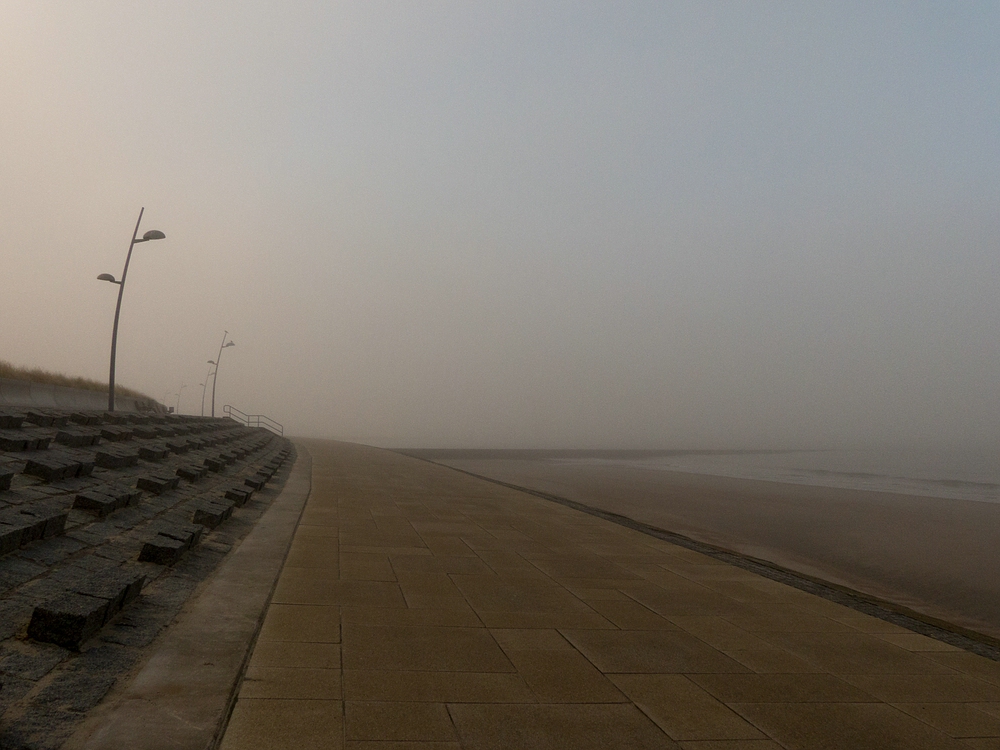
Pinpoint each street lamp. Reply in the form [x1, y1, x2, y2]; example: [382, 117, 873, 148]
[210, 332, 235, 418]
[200, 360, 215, 417]
[97, 208, 165, 411]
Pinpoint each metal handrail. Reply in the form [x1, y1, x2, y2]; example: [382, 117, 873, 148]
[223, 404, 284, 436]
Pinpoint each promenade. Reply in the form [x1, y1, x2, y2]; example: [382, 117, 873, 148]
[221, 440, 1000, 749]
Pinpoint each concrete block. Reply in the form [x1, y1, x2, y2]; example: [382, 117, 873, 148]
[100, 426, 133, 442]
[176, 464, 207, 481]
[95, 447, 140, 469]
[27, 592, 109, 650]
[139, 536, 186, 565]
[72, 491, 120, 517]
[0, 431, 31, 451]
[224, 487, 252, 506]
[136, 474, 180, 495]
[23, 455, 84, 481]
[244, 475, 267, 491]
[55, 428, 101, 448]
[192, 500, 234, 529]
[165, 439, 190, 454]
[138, 444, 170, 461]
[0, 412, 25, 429]
[0, 522, 24, 556]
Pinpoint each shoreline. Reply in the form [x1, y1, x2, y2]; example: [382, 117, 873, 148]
[405, 453, 1000, 644]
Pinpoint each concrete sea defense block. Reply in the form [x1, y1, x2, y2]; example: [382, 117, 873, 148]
[191, 499, 234, 529]
[139, 536, 186, 565]
[224, 487, 252, 506]
[28, 567, 146, 649]
[24, 455, 86, 481]
[136, 474, 180, 495]
[100, 426, 133, 442]
[176, 464, 208, 481]
[95, 447, 140, 469]
[138, 445, 170, 461]
[244, 475, 266, 491]
[27, 592, 110, 650]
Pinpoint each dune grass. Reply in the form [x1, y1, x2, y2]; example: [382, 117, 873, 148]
[0, 360, 153, 401]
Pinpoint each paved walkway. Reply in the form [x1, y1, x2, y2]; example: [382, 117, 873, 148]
[220, 440, 1000, 749]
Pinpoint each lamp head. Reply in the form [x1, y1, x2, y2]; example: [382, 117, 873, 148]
[141, 230, 165, 241]
[224, 341, 235, 348]
[97, 273, 119, 284]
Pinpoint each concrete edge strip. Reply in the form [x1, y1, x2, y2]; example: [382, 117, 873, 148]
[65, 441, 313, 750]
[402, 452, 1000, 662]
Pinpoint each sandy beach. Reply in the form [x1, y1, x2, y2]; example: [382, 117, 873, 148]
[407, 452, 1000, 641]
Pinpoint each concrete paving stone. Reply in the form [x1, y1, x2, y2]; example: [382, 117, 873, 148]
[477, 611, 617, 629]
[490, 628, 573, 653]
[447, 703, 675, 750]
[272, 571, 405, 607]
[257, 604, 341, 643]
[668, 616, 773, 651]
[961, 739, 1000, 749]
[891, 702, 1000, 738]
[341, 606, 483, 629]
[610, 674, 768, 741]
[723, 646, 828, 674]
[689, 673, 876, 703]
[343, 669, 535, 703]
[524, 554, 644, 581]
[345, 742, 460, 750]
[756, 631, 963, 675]
[875, 632, 963, 652]
[721, 605, 859, 633]
[341, 553, 396, 581]
[239, 666, 342, 700]
[926, 653, 1000, 687]
[284, 544, 340, 569]
[220, 699, 344, 750]
[345, 701, 456, 742]
[619, 586, 755, 620]
[562, 628, 753, 674]
[402, 592, 479, 613]
[250, 641, 341, 669]
[841, 674, 1000, 703]
[420, 536, 477, 557]
[504, 649, 629, 702]
[389, 554, 493, 576]
[299, 508, 339, 527]
[585, 599, 683, 630]
[342, 624, 514, 672]
[449, 574, 596, 614]
[675, 742, 785, 749]
[729, 701, 970, 750]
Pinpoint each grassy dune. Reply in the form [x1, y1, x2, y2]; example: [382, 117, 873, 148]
[0, 360, 153, 401]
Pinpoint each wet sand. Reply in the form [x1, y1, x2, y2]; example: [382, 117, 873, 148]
[410, 454, 1000, 640]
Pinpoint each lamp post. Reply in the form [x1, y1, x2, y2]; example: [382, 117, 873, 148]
[210, 331, 235, 418]
[200, 360, 215, 417]
[97, 208, 165, 412]
[175, 384, 186, 414]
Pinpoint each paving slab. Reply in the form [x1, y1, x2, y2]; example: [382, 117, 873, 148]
[215, 440, 1000, 749]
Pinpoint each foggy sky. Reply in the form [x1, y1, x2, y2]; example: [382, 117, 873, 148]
[2, 2, 999, 449]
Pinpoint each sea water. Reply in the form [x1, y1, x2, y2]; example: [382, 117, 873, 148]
[552, 448, 1000, 504]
